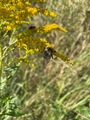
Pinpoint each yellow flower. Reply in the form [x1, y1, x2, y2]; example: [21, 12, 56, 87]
[10, 14, 14, 17]
[44, 24, 58, 32]
[17, 1, 23, 7]
[43, 24, 67, 33]
[44, 10, 48, 15]
[11, 0, 15, 2]
[59, 27, 67, 32]
[25, 1, 31, 5]
[5, 25, 12, 30]
[27, 7, 38, 15]
[15, 15, 19, 19]
[50, 12, 57, 17]
[22, 43, 27, 48]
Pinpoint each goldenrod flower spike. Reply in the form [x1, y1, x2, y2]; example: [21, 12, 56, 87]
[37, 24, 67, 33]
[53, 50, 73, 66]
[59, 26, 67, 32]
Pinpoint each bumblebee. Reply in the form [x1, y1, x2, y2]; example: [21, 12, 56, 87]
[43, 47, 56, 60]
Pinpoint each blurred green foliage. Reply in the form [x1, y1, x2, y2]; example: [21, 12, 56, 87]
[0, 0, 90, 120]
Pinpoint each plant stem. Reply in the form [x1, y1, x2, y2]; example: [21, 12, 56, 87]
[0, 31, 2, 80]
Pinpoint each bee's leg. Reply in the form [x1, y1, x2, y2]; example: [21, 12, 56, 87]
[52, 55, 57, 59]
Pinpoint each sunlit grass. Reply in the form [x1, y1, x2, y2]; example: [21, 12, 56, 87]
[0, 0, 90, 120]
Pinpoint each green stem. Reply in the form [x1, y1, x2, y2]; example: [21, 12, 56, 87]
[0, 31, 2, 80]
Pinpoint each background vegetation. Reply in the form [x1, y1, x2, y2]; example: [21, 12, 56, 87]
[0, 0, 90, 120]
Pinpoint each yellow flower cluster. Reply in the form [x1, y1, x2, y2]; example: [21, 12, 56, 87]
[50, 12, 57, 17]
[41, 9, 56, 17]
[4, 22, 15, 31]
[17, 1, 23, 8]
[0, 7, 11, 20]
[37, 24, 67, 33]
[16, 36, 72, 66]
[43, 24, 59, 32]
[16, 33, 52, 53]
[28, 24, 67, 34]
[27, 7, 38, 15]
[0, 0, 56, 31]
[0, 0, 72, 66]
[43, 24, 67, 33]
